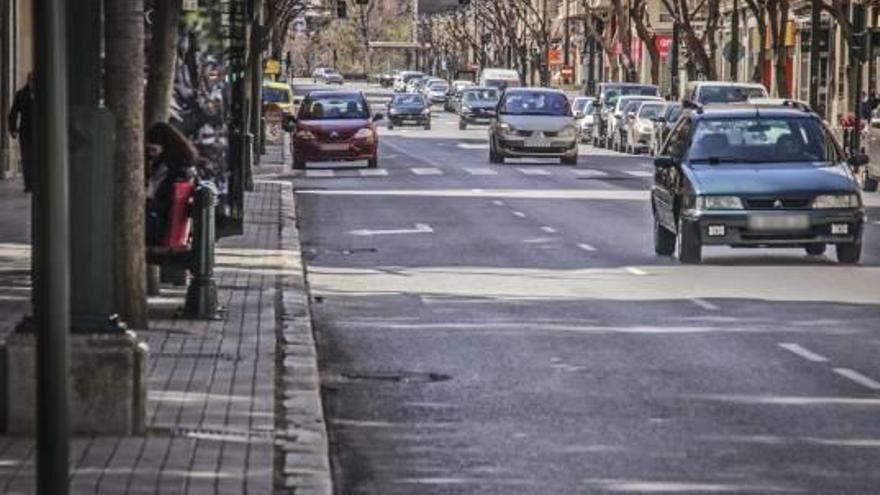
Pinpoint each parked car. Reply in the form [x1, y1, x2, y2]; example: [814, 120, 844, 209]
[424, 80, 450, 105]
[312, 67, 343, 85]
[651, 104, 867, 264]
[592, 83, 660, 148]
[609, 95, 664, 151]
[624, 101, 666, 154]
[683, 81, 768, 106]
[386, 93, 431, 130]
[571, 96, 596, 143]
[394, 71, 423, 92]
[652, 102, 683, 156]
[311, 67, 330, 83]
[488, 88, 578, 165]
[458, 87, 500, 129]
[289, 90, 383, 169]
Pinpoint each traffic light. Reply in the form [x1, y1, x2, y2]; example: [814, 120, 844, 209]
[337, 0, 346, 18]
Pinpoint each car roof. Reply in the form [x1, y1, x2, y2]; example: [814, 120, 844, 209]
[687, 104, 817, 119]
[263, 81, 291, 90]
[600, 82, 657, 87]
[504, 87, 566, 95]
[689, 80, 765, 88]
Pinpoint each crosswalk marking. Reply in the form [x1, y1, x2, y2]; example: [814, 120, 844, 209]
[573, 169, 609, 178]
[359, 169, 389, 177]
[464, 168, 498, 176]
[411, 167, 443, 175]
[625, 170, 654, 178]
[517, 168, 551, 176]
[305, 170, 335, 178]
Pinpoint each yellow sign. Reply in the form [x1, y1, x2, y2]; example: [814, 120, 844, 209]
[265, 59, 281, 75]
[762, 21, 797, 49]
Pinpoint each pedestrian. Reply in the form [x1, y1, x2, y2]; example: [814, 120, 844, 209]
[145, 122, 199, 246]
[7, 73, 34, 193]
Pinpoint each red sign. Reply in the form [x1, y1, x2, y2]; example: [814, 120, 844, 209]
[548, 49, 563, 66]
[560, 66, 574, 77]
[655, 34, 673, 60]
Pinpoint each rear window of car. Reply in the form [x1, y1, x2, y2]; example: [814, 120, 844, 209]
[263, 87, 290, 104]
[462, 89, 499, 103]
[638, 104, 665, 119]
[603, 86, 659, 106]
[300, 94, 368, 120]
[698, 85, 767, 104]
[392, 94, 425, 106]
[688, 117, 837, 164]
[500, 91, 571, 116]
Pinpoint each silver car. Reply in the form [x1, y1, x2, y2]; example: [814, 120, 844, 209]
[488, 88, 578, 165]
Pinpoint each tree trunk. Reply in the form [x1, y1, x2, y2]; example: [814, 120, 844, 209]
[774, 0, 790, 97]
[145, 0, 181, 127]
[105, 0, 147, 329]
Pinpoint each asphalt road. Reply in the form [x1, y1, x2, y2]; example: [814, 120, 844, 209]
[286, 86, 880, 494]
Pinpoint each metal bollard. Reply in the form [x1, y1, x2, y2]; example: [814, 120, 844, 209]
[184, 182, 220, 319]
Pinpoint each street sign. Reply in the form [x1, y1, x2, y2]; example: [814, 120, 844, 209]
[548, 49, 563, 66]
[265, 59, 281, 75]
[560, 66, 574, 77]
[655, 34, 673, 60]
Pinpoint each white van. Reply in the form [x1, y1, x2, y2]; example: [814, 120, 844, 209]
[479, 68, 521, 91]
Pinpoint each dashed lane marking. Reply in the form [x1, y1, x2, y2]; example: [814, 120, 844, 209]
[411, 167, 443, 175]
[689, 298, 720, 311]
[492, 200, 505, 206]
[573, 169, 609, 178]
[457, 143, 489, 150]
[778, 343, 829, 363]
[517, 168, 551, 176]
[625, 170, 654, 178]
[625, 267, 648, 276]
[833, 368, 880, 391]
[540, 226, 557, 234]
[464, 168, 498, 176]
[305, 170, 335, 178]
[512, 211, 527, 218]
[577, 243, 597, 252]
[359, 169, 389, 177]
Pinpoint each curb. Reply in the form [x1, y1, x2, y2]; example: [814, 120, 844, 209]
[274, 181, 333, 495]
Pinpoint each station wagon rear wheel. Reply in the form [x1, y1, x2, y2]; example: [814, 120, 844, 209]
[836, 241, 862, 264]
[805, 244, 826, 256]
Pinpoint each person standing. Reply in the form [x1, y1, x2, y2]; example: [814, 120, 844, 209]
[7, 73, 34, 192]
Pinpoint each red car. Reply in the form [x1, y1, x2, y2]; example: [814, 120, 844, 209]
[287, 90, 383, 169]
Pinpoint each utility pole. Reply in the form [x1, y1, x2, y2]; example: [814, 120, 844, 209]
[809, 0, 821, 111]
[671, 20, 680, 99]
[853, 1, 866, 154]
[564, 0, 571, 82]
[249, 0, 264, 168]
[34, 0, 71, 491]
[730, 0, 739, 81]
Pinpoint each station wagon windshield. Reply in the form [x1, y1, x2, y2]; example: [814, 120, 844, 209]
[301, 95, 369, 120]
[688, 118, 836, 165]
[499, 92, 571, 116]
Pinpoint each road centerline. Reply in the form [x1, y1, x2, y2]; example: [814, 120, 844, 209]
[778, 343, 829, 363]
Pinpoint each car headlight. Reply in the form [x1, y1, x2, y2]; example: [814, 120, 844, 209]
[497, 122, 515, 134]
[353, 128, 374, 140]
[638, 123, 653, 134]
[812, 193, 860, 209]
[421, 108, 431, 115]
[295, 129, 316, 140]
[696, 195, 743, 210]
[389, 108, 398, 114]
[461, 106, 472, 114]
[557, 125, 577, 139]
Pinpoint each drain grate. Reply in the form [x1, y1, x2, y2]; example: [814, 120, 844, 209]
[339, 371, 451, 384]
[151, 352, 241, 362]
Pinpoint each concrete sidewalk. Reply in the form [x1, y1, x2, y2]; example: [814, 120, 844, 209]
[0, 145, 330, 494]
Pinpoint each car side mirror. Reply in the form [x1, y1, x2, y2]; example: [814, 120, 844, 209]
[282, 116, 296, 133]
[372, 113, 385, 122]
[654, 155, 675, 169]
[654, 117, 666, 123]
[850, 153, 869, 167]
[575, 111, 585, 119]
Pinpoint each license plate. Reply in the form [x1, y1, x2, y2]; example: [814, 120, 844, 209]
[747, 214, 810, 231]
[525, 138, 553, 148]
[321, 143, 349, 151]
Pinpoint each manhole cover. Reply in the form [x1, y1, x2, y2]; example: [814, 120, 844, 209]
[337, 371, 451, 384]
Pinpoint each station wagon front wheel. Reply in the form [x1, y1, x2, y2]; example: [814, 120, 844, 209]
[677, 217, 702, 264]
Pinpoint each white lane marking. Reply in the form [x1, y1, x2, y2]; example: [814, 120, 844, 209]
[778, 343, 829, 363]
[457, 143, 489, 150]
[359, 168, 389, 177]
[573, 169, 609, 178]
[690, 298, 720, 311]
[517, 168, 551, 176]
[348, 223, 434, 236]
[625, 170, 654, 178]
[464, 168, 498, 176]
[540, 226, 557, 234]
[305, 170, 335, 178]
[625, 267, 648, 276]
[492, 200, 505, 206]
[411, 167, 443, 175]
[577, 243, 597, 252]
[512, 211, 527, 218]
[833, 368, 880, 391]
[873, 221, 880, 225]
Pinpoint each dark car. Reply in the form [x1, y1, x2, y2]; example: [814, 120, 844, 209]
[651, 104, 867, 264]
[387, 93, 431, 130]
[458, 87, 500, 129]
[488, 88, 578, 165]
[289, 91, 383, 169]
[652, 102, 683, 155]
[592, 82, 659, 148]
